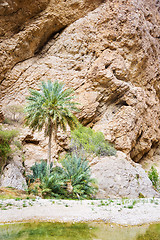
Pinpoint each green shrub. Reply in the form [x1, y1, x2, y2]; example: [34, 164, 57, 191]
[148, 166, 159, 189]
[70, 125, 116, 157]
[60, 154, 97, 199]
[0, 142, 11, 162]
[2, 118, 13, 125]
[27, 160, 53, 184]
[0, 129, 19, 171]
[27, 160, 66, 197]
[0, 129, 18, 142]
[28, 155, 97, 199]
[41, 168, 67, 198]
[138, 193, 145, 198]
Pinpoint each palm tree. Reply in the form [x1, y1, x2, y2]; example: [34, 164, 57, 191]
[25, 80, 79, 170]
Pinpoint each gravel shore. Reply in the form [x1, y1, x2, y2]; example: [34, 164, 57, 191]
[0, 198, 160, 226]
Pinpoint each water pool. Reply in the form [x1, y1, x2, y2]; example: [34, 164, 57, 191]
[0, 222, 160, 240]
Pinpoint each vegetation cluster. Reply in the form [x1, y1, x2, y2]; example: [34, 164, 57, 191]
[70, 125, 116, 157]
[0, 126, 18, 172]
[24, 80, 116, 199]
[27, 126, 116, 199]
[148, 166, 160, 191]
[1, 80, 116, 200]
[27, 155, 97, 199]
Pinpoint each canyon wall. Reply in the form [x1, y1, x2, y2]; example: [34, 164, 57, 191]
[1, 0, 160, 162]
[0, 0, 104, 82]
[0, 0, 160, 195]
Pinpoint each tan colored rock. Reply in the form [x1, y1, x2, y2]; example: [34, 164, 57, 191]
[1, 0, 160, 166]
[0, 0, 104, 81]
[19, 127, 68, 174]
[93, 86, 160, 162]
[0, 107, 4, 123]
[0, 0, 49, 36]
[91, 151, 159, 198]
[140, 144, 160, 174]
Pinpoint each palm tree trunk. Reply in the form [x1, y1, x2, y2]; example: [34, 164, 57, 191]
[54, 124, 58, 144]
[47, 119, 53, 173]
[53, 123, 58, 163]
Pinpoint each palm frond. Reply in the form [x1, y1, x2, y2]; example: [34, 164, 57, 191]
[25, 80, 79, 136]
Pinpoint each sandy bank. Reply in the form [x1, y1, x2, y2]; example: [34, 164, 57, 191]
[0, 198, 160, 226]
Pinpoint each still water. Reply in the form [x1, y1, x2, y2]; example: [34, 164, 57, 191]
[0, 222, 160, 240]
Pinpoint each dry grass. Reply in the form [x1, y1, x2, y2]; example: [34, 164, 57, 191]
[0, 187, 34, 200]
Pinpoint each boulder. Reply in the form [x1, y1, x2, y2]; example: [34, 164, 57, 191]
[91, 151, 158, 198]
[0, 162, 27, 190]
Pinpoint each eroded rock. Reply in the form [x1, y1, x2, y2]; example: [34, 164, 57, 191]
[1, 0, 160, 163]
[0, 0, 104, 82]
[91, 151, 158, 198]
[0, 162, 27, 190]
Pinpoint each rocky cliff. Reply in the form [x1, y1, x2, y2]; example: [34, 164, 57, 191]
[0, 0, 104, 82]
[0, 0, 160, 196]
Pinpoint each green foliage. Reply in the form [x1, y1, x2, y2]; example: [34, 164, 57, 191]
[0, 129, 18, 142]
[137, 224, 160, 240]
[0, 129, 19, 170]
[138, 193, 145, 198]
[61, 155, 97, 199]
[0, 142, 11, 162]
[25, 80, 79, 167]
[148, 166, 159, 189]
[28, 155, 97, 199]
[27, 160, 53, 183]
[14, 140, 22, 150]
[25, 80, 79, 134]
[41, 167, 68, 198]
[2, 118, 13, 125]
[70, 125, 116, 157]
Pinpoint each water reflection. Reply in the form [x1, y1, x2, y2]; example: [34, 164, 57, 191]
[0, 222, 159, 240]
[137, 223, 160, 240]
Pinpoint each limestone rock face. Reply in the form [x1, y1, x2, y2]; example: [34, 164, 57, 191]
[0, 136, 27, 190]
[1, 0, 160, 165]
[20, 128, 68, 174]
[0, 161, 27, 190]
[91, 151, 158, 198]
[0, 0, 104, 82]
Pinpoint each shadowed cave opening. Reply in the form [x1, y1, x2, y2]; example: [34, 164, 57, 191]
[22, 135, 40, 145]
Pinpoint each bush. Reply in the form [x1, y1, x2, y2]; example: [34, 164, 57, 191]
[148, 166, 159, 189]
[27, 160, 53, 184]
[0, 129, 18, 142]
[41, 167, 67, 198]
[0, 129, 19, 171]
[61, 154, 97, 199]
[70, 125, 116, 157]
[0, 142, 11, 164]
[27, 155, 97, 199]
